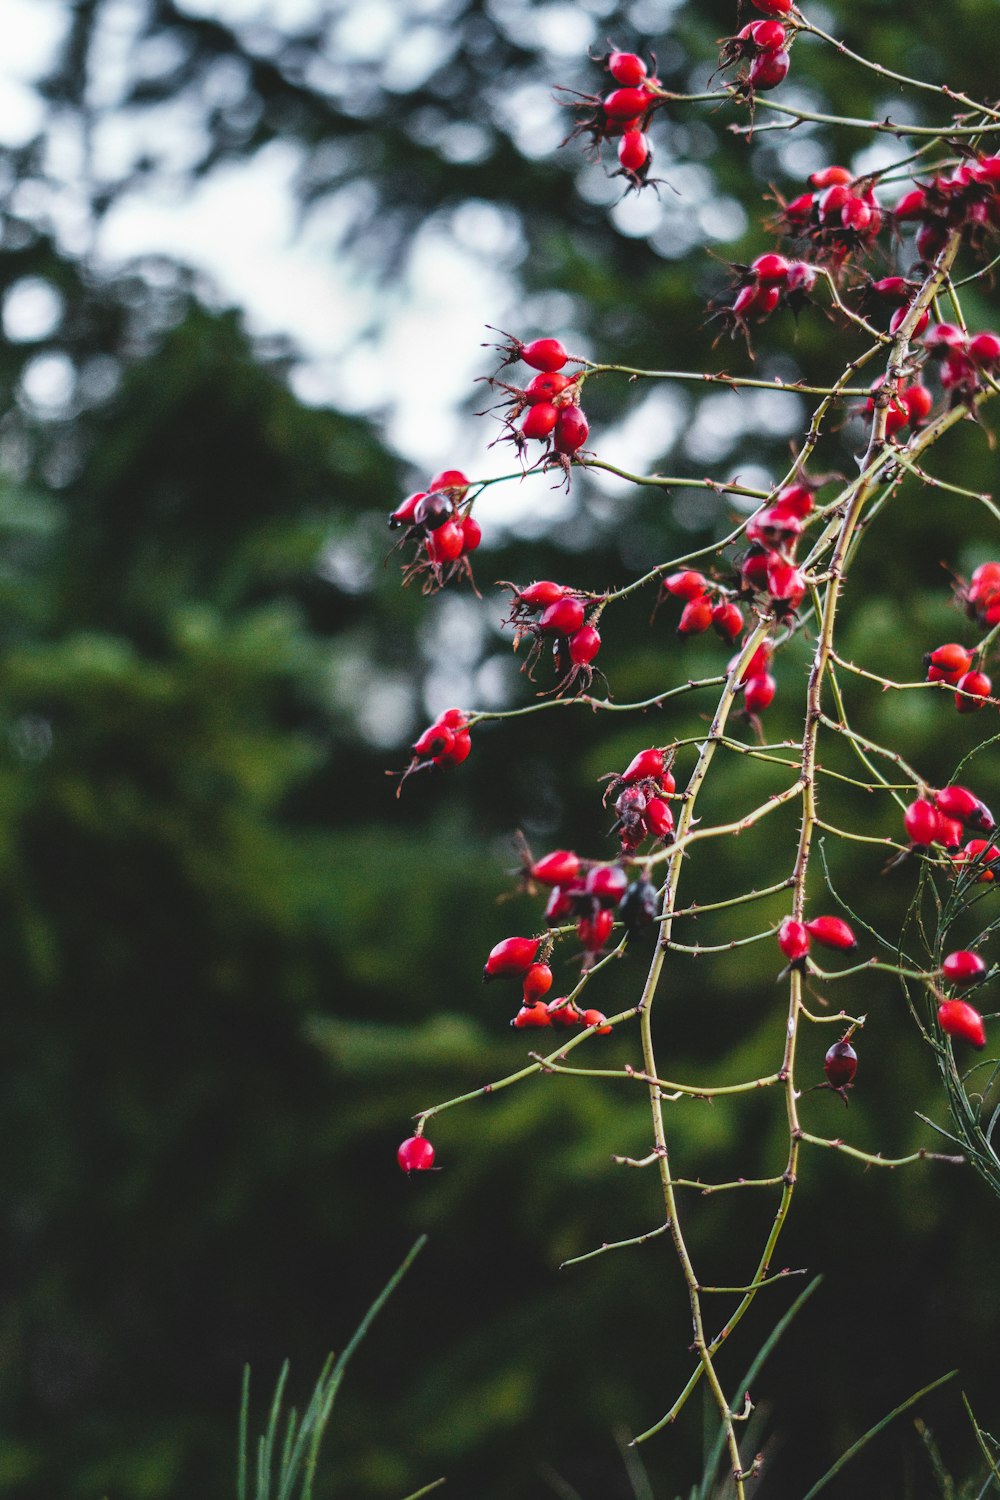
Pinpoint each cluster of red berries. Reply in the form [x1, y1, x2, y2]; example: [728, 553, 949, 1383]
[738, 480, 814, 621]
[660, 569, 744, 642]
[482, 933, 612, 1030]
[721, 252, 817, 331]
[717, 12, 793, 95]
[502, 579, 603, 693]
[865, 374, 932, 440]
[924, 642, 992, 714]
[903, 785, 998, 879]
[777, 914, 858, 967]
[924, 323, 1000, 407]
[488, 334, 589, 469]
[396, 708, 471, 794]
[563, 48, 661, 182]
[960, 560, 1000, 629]
[895, 155, 1000, 260]
[600, 745, 677, 854]
[937, 949, 990, 1049]
[780, 165, 883, 265]
[388, 468, 480, 593]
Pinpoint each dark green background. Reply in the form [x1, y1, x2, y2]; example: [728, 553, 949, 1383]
[0, 1, 998, 1496]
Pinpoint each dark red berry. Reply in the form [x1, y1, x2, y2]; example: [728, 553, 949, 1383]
[824, 1040, 858, 1089]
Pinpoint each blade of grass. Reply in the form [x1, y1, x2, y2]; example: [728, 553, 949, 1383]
[399, 1482, 446, 1500]
[238, 1365, 250, 1500]
[801, 1369, 957, 1500]
[963, 1394, 1000, 1493]
[698, 1276, 823, 1500]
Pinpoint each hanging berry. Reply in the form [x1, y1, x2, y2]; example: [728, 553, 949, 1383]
[397, 1136, 435, 1173]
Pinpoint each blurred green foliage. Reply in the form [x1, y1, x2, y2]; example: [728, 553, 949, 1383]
[0, 2, 997, 1499]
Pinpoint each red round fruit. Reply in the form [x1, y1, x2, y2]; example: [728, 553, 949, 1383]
[777, 917, 810, 964]
[941, 950, 987, 986]
[460, 515, 482, 553]
[744, 672, 776, 714]
[805, 916, 857, 951]
[483, 936, 540, 981]
[663, 570, 708, 600]
[427, 518, 465, 564]
[904, 797, 940, 847]
[620, 747, 665, 784]
[937, 998, 986, 1048]
[748, 47, 789, 88]
[577, 908, 615, 952]
[554, 406, 589, 454]
[540, 596, 586, 635]
[925, 643, 974, 684]
[934, 785, 994, 831]
[532, 849, 581, 886]
[603, 86, 653, 120]
[586, 865, 629, 907]
[522, 962, 554, 1004]
[618, 131, 650, 173]
[955, 669, 991, 712]
[608, 51, 647, 86]
[712, 600, 745, 641]
[516, 580, 571, 610]
[521, 337, 569, 373]
[435, 729, 471, 766]
[678, 594, 713, 636]
[752, 252, 791, 283]
[643, 797, 674, 840]
[512, 1002, 552, 1029]
[524, 371, 571, 404]
[582, 1008, 613, 1034]
[397, 1136, 435, 1173]
[569, 624, 601, 665]
[428, 468, 470, 499]
[748, 19, 787, 48]
[824, 1040, 858, 1089]
[968, 332, 1000, 370]
[521, 402, 559, 440]
[751, 0, 792, 14]
[412, 722, 453, 759]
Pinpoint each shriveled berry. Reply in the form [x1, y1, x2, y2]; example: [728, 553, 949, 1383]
[937, 998, 986, 1048]
[777, 917, 810, 964]
[805, 916, 857, 951]
[397, 1136, 435, 1173]
[483, 936, 540, 981]
[942, 950, 987, 986]
[619, 875, 659, 936]
[824, 1040, 857, 1089]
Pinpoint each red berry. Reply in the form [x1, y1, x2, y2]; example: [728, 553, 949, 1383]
[524, 371, 571, 404]
[412, 722, 453, 758]
[618, 130, 650, 173]
[582, 1008, 613, 1034]
[804, 916, 858, 951]
[751, 0, 792, 14]
[522, 962, 554, 1003]
[586, 865, 629, 907]
[904, 797, 941, 847]
[540, 596, 586, 635]
[888, 305, 927, 337]
[775, 483, 814, 519]
[766, 558, 806, 613]
[810, 165, 852, 188]
[554, 406, 589, 455]
[516, 580, 571, 610]
[389, 491, 426, 529]
[512, 1002, 552, 1029]
[549, 999, 584, 1027]
[937, 998, 986, 1048]
[752, 252, 791, 283]
[397, 1136, 435, 1173]
[603, 86, 653, 120]
[786, 261, 816, 295]
[569, 624, 601, 665]
[968, 332, 1000, 370]
[577, 908, 615, 952]
[777, 917, 810, 964]
[712, 600, 745, 641]
[744, 672, 776, 714]
[935, 785, 994, 831]
[460, 515, 482, 554]
[643, 797, 675, 840]
[483, 936, 541, 981]
[663, 570, 708, 600]
[748, 19, 787, 49]
[935, 816, 965, 851]
[748, 47, 789, 89]
[925, 643, 974, 683]
[620, 747, 665, 784]
[903, 383, 933, 424]
[436, 730, 471, 766]
[428, 469, 470, 499]
[521, 403, 559, 440]
[942, 950, 987, 986]
[894, 186, 928, 220]
[677, 594, 713, 636]
[824, 1039, 858, 1089]
[955, 669, 991, 712]
[532, 850, 581, 886]
[427, 517, 465, 564]
[608, 51, 647, 86]
[521, 338, 569, 373]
